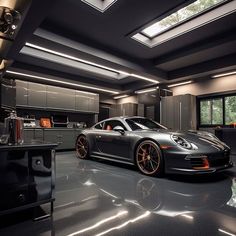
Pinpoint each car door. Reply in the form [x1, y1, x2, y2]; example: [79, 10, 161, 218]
[95, 119, 131, 159]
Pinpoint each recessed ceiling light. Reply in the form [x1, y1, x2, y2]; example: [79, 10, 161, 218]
[135, 86, 159, 94]
[212, 71, 236, 78]
[113, 94, 129, 99]
[25, 42, 159, 84]
[81, 0, 118, 13]
[167, 81, 192, 88]
[6, 70, 119, 94]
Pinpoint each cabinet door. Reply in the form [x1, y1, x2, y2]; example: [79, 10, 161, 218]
[88, 94, 99, 113]
[24, 129, 35, 142]
[16, 80, 28, 107]
[28, 82, 46, 108]
[47, 86, 75, 110]
[75, 91, 89, 112]
[44, 129, 75, 150]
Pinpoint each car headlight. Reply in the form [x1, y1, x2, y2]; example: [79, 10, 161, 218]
[171, 135, 197, 150]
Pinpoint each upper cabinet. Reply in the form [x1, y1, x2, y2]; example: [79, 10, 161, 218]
[75, 91, 99, 113]
[16, 80, 28, 107]
[46, 85, 75, 111]
[28, 82, 46, 108]
[16, 80, 99, 113]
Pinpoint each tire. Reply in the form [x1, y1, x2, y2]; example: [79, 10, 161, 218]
[135, 140, 164, 177]
[76, 135, 89, 159]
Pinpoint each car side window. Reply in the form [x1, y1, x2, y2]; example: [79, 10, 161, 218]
[94, 122, 103, 130]
[104, 120, 127, 131]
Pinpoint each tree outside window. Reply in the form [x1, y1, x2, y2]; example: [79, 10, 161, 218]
[225, 96, 236, 124]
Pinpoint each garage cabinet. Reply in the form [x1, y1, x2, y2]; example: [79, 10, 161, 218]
[161, 94, 196, 130]
[28, 82, 46, 108]
[16, 80, 99, 113]
[46, 85, 76, 111]
[15, 80, 28, 107]
[44, 129, 76, 150]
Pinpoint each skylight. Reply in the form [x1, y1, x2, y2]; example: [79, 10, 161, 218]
[131, 0, 234, 48]
[142, 0, 225, 38]
[81, 0, 118, 13]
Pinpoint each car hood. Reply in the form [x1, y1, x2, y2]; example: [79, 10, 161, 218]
[135, 129, 229, 150]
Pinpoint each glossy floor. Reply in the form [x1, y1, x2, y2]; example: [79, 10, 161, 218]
[0, 152, 236, 236]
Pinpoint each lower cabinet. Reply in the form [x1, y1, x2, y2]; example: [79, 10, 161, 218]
[24, 128, 82, 150]
[44, 129, 82, 150]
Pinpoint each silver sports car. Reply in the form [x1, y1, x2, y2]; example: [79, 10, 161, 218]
[75, 117, 233, 176]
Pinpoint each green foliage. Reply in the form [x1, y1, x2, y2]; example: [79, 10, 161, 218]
[159, 0, 224, 28]
[225, 96, 236, 124]
[200, 95, 236, 126]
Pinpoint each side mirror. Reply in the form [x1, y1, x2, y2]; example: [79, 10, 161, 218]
[113, 126, 125, 135]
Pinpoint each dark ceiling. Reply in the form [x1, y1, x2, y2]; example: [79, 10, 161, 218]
[5, 0, 236, 95]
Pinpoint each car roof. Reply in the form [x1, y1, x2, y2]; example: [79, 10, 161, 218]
[97, 116, 145, 123]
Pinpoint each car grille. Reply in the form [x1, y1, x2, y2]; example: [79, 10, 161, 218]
[208, 151, 230, 167]
[190, 158, 206, 168]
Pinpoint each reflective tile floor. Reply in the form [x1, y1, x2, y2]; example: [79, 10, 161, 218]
[0, 152, 236, 236]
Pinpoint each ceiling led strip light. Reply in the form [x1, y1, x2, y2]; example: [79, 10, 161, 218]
[24, 42, 159, 84]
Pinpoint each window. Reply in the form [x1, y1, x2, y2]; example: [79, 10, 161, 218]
[225, 96, 236, 125]
[142, 0, 225, 38]
[131, 0, 232, 48]
[199, 94, 236, 126]
[126, 118, 167, 131]
[94, 122, 104, 129]
[200, 98, 223, 125]
[104, 120, 127, 131]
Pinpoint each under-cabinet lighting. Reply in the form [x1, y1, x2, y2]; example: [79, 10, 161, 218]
[113, 94, 129, 99]
[25, 42, 159, 83]
[212, 71, 236, 78]
[135, 86, 159, 94]
[6, 70, 119, 94]
[167, 81, 192, 88]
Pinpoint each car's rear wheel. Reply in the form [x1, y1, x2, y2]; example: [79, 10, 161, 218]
[76, 135, 89, 159]
[136, 140, 164, 176]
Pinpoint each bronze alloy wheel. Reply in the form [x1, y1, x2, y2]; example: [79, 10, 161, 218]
[76, 135, 89, 159]
[136, 140, 163, 176]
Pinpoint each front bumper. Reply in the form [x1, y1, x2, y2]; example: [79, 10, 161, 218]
[164, 148, 234, 175]
[167, 161, 234, 175]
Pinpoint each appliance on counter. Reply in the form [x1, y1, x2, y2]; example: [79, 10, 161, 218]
[40, 118, 51, 128]
[3, 111, 24, 145]
[51, 115, 69, 127]
[23, 118, 36, 128]
[72, 122, 87, 129]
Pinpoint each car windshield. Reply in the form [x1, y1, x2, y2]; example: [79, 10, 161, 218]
[126, 118, 167, 131]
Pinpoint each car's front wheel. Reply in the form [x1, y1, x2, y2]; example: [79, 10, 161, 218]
[136, 140, 164, 177]
[76, 135, 89, 159]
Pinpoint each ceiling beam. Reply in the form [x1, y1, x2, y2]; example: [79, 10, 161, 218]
[168, 53, 236, 80]
[154, 31, 236, 67]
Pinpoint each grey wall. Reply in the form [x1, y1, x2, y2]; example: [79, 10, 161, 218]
[171, 75, 236, 96]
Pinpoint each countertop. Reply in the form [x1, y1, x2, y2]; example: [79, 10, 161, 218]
[0, 141, 58, 151]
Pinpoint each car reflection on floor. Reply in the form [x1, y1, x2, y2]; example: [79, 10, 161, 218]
[0, 152, 235, 236]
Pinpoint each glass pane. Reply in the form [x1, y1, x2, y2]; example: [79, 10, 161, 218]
[142, 0, 225, 37]
[212, 98, 223, 124]
[200, 100, 211, 125]
[225, 96, 236, 125]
